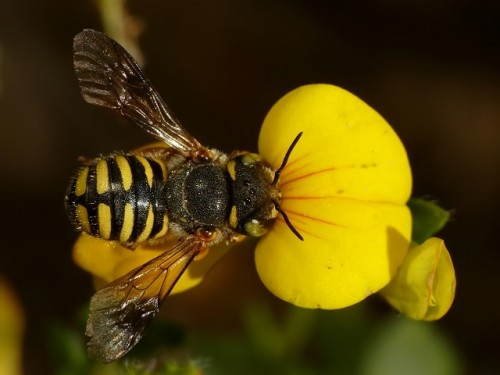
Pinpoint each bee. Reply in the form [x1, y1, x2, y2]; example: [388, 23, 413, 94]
[65, 29, 303, 363]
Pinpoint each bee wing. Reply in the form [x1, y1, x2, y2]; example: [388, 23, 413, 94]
[73, 29, 205, 158]
[86, 237, 202, 363]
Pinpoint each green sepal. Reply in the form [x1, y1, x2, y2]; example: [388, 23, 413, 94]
[408, 198, 450, 244]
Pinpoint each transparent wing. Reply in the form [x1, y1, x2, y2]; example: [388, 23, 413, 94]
[85, 237, 202, 363]
[73, 29, 205, 158]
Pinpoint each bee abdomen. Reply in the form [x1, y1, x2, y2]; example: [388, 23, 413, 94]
[65, 154, 169, 245]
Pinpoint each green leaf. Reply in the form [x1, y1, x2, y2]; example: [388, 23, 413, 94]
[408, 198, 450, 244]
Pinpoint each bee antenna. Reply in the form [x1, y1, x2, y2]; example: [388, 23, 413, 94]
[272, 132, 303, 185]
[273, 200, 304, 241]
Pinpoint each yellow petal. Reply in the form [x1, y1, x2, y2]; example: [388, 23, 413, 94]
[0, 278, 24, 375]
[73, 234, 232, 294]
[259, 84, 412, 203]
[256, 84, 412, 308]
[380, 237, 456, 320]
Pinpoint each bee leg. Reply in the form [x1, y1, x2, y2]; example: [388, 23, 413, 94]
[77, 155, 94, 165]
[122, 241, 138, 250]
[137, 145, 178, 159]
[228, 233, 246, 244]
[194, 246, 209, 260]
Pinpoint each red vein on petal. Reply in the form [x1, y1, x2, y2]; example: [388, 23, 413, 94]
[283, 195, 332, 200]
[282, 195, 406, 206]
[283, 208, 346, 228]
[280, 155, 301, 170]
[275, 217, 324, 240]
[279, 161, 310, 181]
[281, 162, 380, 186]
[280, 166, 338, 188]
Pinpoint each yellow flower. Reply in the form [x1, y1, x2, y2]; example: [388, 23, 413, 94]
[380, 237, 456, 320]
[0, 278, 24, 375]
[73, 84, 412, 309]
[256, 84, 412, 308]
[73, 234, 233, 293]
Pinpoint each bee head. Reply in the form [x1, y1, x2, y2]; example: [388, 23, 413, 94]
[227, 133, 303, 240]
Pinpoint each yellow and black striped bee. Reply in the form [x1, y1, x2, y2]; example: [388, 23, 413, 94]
[65, 29, 302, 363]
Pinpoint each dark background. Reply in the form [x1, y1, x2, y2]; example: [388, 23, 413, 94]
[0, 0, 499, 373]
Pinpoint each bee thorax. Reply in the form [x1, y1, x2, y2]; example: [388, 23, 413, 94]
[166, 161, 230, 233]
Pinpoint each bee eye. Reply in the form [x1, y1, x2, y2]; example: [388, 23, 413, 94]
[249, 188, 256, 195]
[243, 180, 251, 186]
[244, 197, 252, 205]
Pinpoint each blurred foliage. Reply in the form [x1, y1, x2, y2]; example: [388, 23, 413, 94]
[360, 318, 462, 375]
[46, 300, 462, 374]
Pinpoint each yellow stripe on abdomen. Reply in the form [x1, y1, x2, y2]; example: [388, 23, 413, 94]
[76, 204, 91, 233]
[153, 214, 169, 239]
[75, 167, 89, 197]
[136, 205, 155, 243]
[136, 156, 154, 187]
[120, 203, 134, 243]
[98, 203, 112, 239]
[96, 159, 110, 194]
[116, 155, 133, 191]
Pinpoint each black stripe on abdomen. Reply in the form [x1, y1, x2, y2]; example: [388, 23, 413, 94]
[127, 155, 151, 243]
